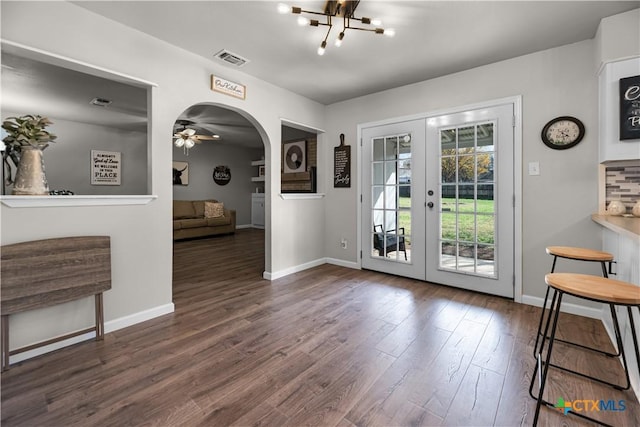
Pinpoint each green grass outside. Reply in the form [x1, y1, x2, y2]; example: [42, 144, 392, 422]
[397, 197, 495, 244]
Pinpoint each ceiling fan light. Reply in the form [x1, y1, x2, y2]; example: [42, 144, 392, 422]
[174, 138, 185, 148]
[185, 139, 196, 148]
[184, 128, 196, 136]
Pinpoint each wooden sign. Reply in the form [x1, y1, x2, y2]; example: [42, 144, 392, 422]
[91, 150, 121, 185]
[334, 134, 351, 188]
[620, 75, 640, 140]
[211, 75, 246, 100]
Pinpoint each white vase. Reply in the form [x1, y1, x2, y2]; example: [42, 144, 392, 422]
[606, 200, 626, 216]
[632, 201, 640, 217]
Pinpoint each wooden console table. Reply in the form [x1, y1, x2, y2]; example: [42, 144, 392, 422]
[1, 236, 111, 371]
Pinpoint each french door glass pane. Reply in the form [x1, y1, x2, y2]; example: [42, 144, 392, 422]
[439, 122, 496, 277]
[370, 133, 412, 263]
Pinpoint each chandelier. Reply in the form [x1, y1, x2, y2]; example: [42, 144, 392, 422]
[278, 1, 395, 55]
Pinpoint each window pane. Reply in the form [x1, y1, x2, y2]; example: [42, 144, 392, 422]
[457, 243, 476, 273]
[384, 186, 397, 209]
[372, 186, 384, 209]
[457, 185, 475, 212]
[441, 156, 456, 183]
[441, 212, 457, 241]
[458, 126, 475, 152]
[458, 213, 476, 243]
[385, 137, 397, 160]
[477, 214, 495, 245]
[457, 155, 475, 183]
[373, 138, 385, 161]
[477, 123, 494, 152]
[477, 153, 493, 182]
[441, 128, 456, 155]
[373, 162, 384, 185]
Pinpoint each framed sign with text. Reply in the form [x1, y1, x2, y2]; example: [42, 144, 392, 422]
[91, 150, 121, 185]
[620, 75, 640, 140]
[334, 134, 351, 188]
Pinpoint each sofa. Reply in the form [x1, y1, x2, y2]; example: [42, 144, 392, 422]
[173, 199, 236, 240]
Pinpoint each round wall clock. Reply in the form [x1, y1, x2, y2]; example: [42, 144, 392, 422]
[541, 116, 585, 150]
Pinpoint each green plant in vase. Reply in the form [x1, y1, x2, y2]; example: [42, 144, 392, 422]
[2, 115, 58, 195]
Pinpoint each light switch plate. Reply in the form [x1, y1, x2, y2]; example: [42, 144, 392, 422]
[528, 161, 540, 176]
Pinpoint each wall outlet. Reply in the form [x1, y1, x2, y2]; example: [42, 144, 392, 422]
[341, 238, 347, 249]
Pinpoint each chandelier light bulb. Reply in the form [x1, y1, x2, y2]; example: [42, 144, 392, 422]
[277, 3, 290, 14]
[384, 28, 396, 37]
[297, 16, 309, 26]
[335, 32, 345, 47]
[317, 41, 327, 55]
[371, 18, 382, 26]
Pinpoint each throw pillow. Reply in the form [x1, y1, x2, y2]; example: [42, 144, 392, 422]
[204, 202, 224, 218]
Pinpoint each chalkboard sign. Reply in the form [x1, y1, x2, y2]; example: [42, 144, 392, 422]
[334, 134, 351, 188]
[213, 165, 231, 185]
[620, 75, 640, 140]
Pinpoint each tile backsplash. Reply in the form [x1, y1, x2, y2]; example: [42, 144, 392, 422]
[605, 161, 640, 209]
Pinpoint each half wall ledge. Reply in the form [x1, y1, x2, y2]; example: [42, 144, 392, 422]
[0, 195, 158, 208]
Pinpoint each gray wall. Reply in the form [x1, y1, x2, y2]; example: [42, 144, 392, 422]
[172, 142, 263, 226]
[3, 113, 147, 195]
[324, 39, 602, 303]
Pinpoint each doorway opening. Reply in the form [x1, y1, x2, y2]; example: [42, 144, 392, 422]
[171, 103, 269, 278]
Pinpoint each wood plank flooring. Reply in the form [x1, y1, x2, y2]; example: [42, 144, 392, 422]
[1, 228, 639, 426]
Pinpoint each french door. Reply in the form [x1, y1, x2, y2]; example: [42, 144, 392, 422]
[361, 103, 515, 298]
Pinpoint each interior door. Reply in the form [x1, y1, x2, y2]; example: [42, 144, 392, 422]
[425, 104, 515, 298]
[361, 120, 426, 280]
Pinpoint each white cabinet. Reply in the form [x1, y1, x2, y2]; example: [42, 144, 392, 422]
[599, 57, 640, 162]
[600, 226, 640, 395]
[251, 193, 265, 228]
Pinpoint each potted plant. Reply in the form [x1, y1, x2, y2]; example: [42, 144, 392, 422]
[2, 115, 57, 195]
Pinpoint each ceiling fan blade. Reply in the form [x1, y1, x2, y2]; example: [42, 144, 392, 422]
[193, 135, 221, 141]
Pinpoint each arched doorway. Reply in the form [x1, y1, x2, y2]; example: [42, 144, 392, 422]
[171, 103, 270, 278]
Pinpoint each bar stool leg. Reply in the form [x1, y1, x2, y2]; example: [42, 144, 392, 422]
[533, 290, 564, 427]
[534, 258, 621, 358]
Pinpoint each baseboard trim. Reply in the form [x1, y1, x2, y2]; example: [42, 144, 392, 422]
[236, 224, 252, 229]
[9, 303, 175, 365]
[326, 257, 360, 270]
[264, 258, 327, 280]
[521, 295, 603, 319]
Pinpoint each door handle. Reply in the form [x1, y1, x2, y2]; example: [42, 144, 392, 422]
[427, 202, 434, 208]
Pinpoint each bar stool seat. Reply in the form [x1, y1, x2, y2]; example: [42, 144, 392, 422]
[534, 246, 618, 358]
[546, 246, 614, 263]
[531, 273, 640, 426]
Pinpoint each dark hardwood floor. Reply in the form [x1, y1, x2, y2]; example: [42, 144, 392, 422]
[1, 228, 639, 426]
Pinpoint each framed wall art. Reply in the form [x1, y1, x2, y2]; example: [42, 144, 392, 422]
[172, 161, 189, 186]
[283, 140, 306, 173]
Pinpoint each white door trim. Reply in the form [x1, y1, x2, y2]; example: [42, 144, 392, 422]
[356, 96, 523, 302]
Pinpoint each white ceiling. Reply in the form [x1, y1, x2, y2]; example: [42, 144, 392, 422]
[73, 0, 640, 105]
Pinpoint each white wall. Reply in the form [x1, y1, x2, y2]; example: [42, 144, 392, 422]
[172, 142, 263, 225]
[595, 8, 640, 67]
[0, 1, 325, 352]
[323, 39, 602, 303]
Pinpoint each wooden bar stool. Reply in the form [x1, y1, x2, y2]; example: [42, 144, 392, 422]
[530, 273, 640, 427]
[533, 246, 619, 359]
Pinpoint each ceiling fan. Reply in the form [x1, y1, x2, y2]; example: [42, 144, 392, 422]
[173, 119, 220, 154]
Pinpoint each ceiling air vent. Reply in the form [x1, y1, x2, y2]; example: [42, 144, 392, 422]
[213, 49, 250, 67]
[90, 97, 112, 107]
